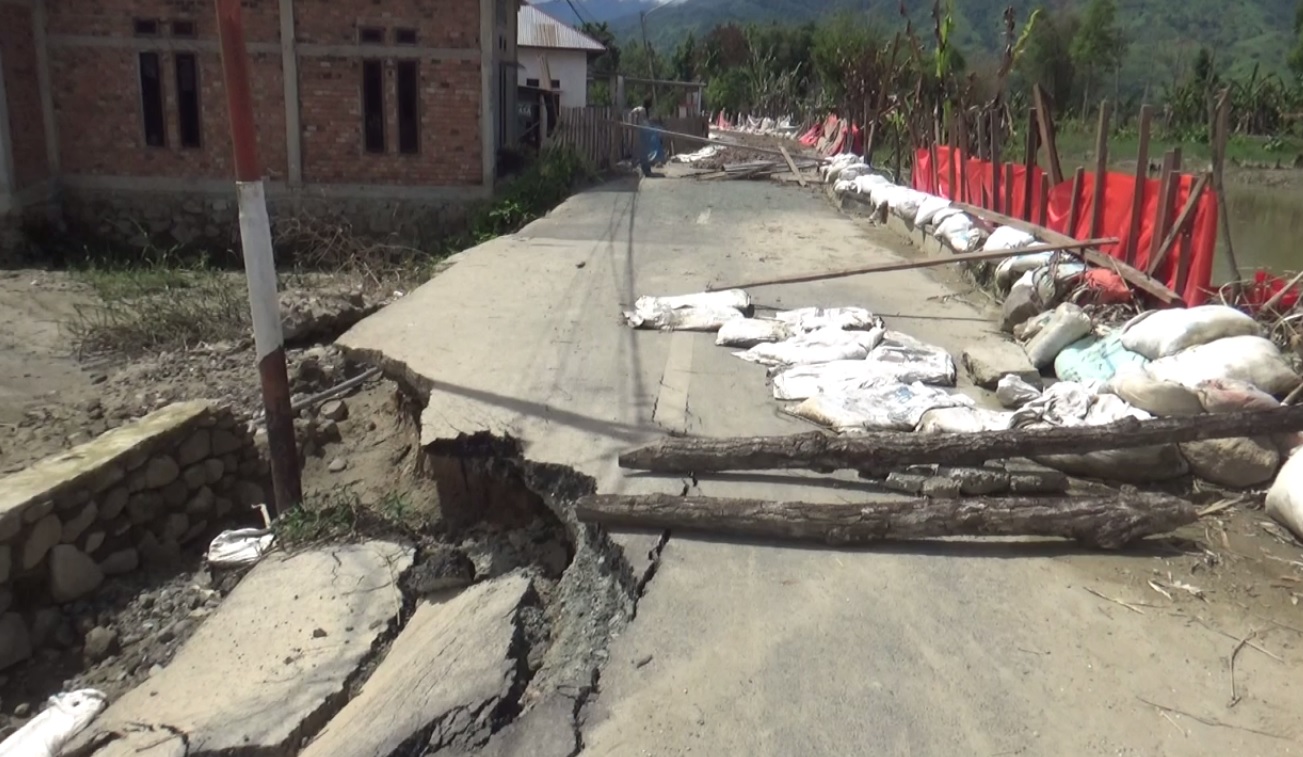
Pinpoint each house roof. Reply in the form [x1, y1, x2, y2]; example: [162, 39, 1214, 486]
[518, 5, 605, 52]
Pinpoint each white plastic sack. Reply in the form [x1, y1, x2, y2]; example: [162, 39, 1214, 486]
[869, 331, 957, 386]
[207, 528, 276, 567]
[935, 212, 986, 252]
[624, 289, 751, 332]
[716, 318, 794, 348]
[914, 195, 952, 227]
[1104, 366, 1204, 416]
[1145, 335, 1298, 396]
[787, 381, 974, 432]
[771, 351, 953, 401]
[1119, 305, 1262, 360]
[670, 145, 721, 164]
[888, 189, 926, 221]
[996, 374, 1043, 408]
[735, 327, 884, 367]
[635, 289, 750, 312]
[928, 207, 964, 227]
[834, 178, 857, 194]
[1266, 451, 1303, 541]
[995, 251, 1068, 290]
[774, 306, 882, 333]
[1195, 377, 1281, 413]
[840, 164, 873, 182]
[983, 225, 1037, 253]
[1023, 303, 1093, 368]
[870, 183, 907, 211]
[916, 406, 1013, 433]
[852, 174, 889, 195]
[0, 689, 107, 757]
[1011, 261, 1088, 303]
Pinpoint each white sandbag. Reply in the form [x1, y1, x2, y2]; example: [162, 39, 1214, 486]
[1013, 309, 1056, 342]
[1145, 335, 1298, 396]
[624, 289, 751, 331]
[888, 189, 926, 221]
[1266, 451, 1303, 541]
[914, 195, 952, 227]
[1119, 305, 1262, 359]
[870, 183, 907, 210]
[996, 374, 1042, 408]
[716, 318, 794, 347]
[834, 178, 857, 194]
[839, 164, 873, 181]
[1104, 367, 1204, 416]
[771, 348, 953, 401]
[787, 381, 974, 432]
[934, 212, 987, 252]
[1036, 444, 1190, 483]
[1023, 303, 1093, 368]
[1009, 380, 1110, 428]
[1012, 261, 1089, 303]
[869, 331, 957, 386]
[994, 251, 1069, 290]
[916, 406, 1013, 433]
[928, 207, 964, 227]
[735, 327, 884, 367]
[1180, 436, 1280, 489]
[774, 306, 882, 333]
[983, 225, 1037, 252]
[624, 304, 744, 331]
[852, 174, 889, 195]
[0, 689, 107, 757]
[1195, 377, 1282, 413]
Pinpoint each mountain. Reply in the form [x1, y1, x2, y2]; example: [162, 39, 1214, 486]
[590, 0, 1296, 89]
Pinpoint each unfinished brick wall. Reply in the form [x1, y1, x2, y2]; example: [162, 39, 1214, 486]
[0, 3, 51, 191]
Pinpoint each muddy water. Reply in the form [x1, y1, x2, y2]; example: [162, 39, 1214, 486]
[1217, 183, 1303, 283]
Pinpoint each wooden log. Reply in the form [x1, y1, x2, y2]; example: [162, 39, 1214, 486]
[1125, 104, 1153, 266]
[1067, 167, 1084, 235]
[617, 406, 1303, 475]
[708, 238, 1117, 291]
[954, 201, 1185, 305]
[779, 146, 807, 187]
[1089, 98, 1110, 239]
[1147, 172, 1210, 277]
[576, 492, 1198, 550]
[1033, 84, 1065, 184]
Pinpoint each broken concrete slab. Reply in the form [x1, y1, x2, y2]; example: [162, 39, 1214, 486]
[69, 541, 413, 756]
[961, 342, 1041, 390]
[299, 573, 536, 757]
[468, 694, 579, 757]
[89, 728, 186, 757]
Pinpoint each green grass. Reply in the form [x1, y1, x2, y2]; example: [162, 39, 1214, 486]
[274, 487, 422, 548]
[1048, 120, 1303, 173]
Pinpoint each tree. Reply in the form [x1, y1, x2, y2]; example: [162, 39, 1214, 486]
[671, 32, 699, 82]
[1018, 7, 1080, 116]
[1290, 2, 1303, 78]
[580, 22, 621, 106]
[1069, 0, 1125, 111]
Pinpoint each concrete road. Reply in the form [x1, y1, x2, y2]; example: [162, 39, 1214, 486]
[341, 172, 1301, 755]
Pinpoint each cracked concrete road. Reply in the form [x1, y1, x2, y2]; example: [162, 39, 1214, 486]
[341, 172, 1303, 755]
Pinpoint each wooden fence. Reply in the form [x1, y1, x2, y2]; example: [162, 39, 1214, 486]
[547, 107, 709, 170]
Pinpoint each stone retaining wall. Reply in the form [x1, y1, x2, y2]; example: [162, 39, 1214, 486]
[0, 401, 267, 671]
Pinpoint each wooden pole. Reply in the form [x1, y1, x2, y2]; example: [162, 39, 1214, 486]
[779, 146, 807, 188]
[1147, 172, 1210, 277]
[1067, 167, 1085, 236]
[1033, 84, 1065, 184]
[955, 201, 1185, 304]
[1004, 162, 1015, 218]
[990, 110, 1002, 212]
[1023, 107, 1039, 220]
[1212, 89, 1242, 281]
[1089, 99, 1112, 241]
[958, 112, 969, 203]
[709, 238, 1119, 291]
[1149, 149, 1182, 275]
[1175, 222, 1196, 294]
[947, 113, 957, 201]
[576, 493, 1199, 551]
[1038, 173, 1050, 227]
[618, 406, 1303, 475]
[1125, 104, 1153, 266]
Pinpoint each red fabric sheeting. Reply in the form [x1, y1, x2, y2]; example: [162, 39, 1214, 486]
[912, 147, 1218, 305]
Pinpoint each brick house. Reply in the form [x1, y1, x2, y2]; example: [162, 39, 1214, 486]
[0, 0, 520, 254]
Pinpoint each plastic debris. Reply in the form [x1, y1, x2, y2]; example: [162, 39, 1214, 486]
[0, 689, 107, 757]
[207, 528, 276, 567]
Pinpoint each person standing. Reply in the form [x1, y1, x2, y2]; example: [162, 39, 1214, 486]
[629, 97, 654, 178]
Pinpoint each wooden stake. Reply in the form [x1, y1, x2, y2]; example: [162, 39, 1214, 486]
[1148, 172, 1210, 277]
[1038, 173, 1050, 226]
[1023, 107, 1039, 220]
[991, 110, 1002, 212]
[956, 201, 1184, 305]
[1005, 162, 1015, 218]
[947, 113, 957, 201]
[1150, 149, 1183, 275]
[1175, 222, 1196, 295]
[779, 146, 807, 188]
[977, 107, 988, 162]
[1034, 84, 1065, 184]
[1126, 104, 1153, 266]
[958, 113, 969, 203]
[1213, 89, 1242, 281]
[1090, 99, 1112, 240]
[709, 238, 1118, 291]
[1067, 167, 1085, 236]
[576, 492, 1198, 551]
[619, 406, 1303, 474]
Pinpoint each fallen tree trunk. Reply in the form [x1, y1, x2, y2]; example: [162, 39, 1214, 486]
[619, 406, 1303, 474]
[577, 492, 1197, 550]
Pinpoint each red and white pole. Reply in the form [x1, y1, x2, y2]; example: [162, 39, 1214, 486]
[215, 0, 301, 516]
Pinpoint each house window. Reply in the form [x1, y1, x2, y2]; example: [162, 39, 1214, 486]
[175, 53, 202, 148]
[358, 26, 385, 44]
[396, 61, 419, 154]
[362, 60, 385, 153]
[138, 52, 166, 147]
[395, 28, 417, 45]
[525, 77, 539, 87]
[133, 18, 159, 36]
[550, 79, 560, 90]
[171, 20, 196, 38]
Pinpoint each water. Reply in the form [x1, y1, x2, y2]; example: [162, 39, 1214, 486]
[1218, 184, 1303, 283]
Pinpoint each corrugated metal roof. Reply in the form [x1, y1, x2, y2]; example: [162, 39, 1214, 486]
[518, 6, 606, 52]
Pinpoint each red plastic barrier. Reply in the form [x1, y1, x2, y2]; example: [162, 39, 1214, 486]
[1242, 270, 1302, 314]
[912, 146, 1218, 305]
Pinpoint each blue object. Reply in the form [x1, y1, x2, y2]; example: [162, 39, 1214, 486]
[1054, 333, 1150, 384]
